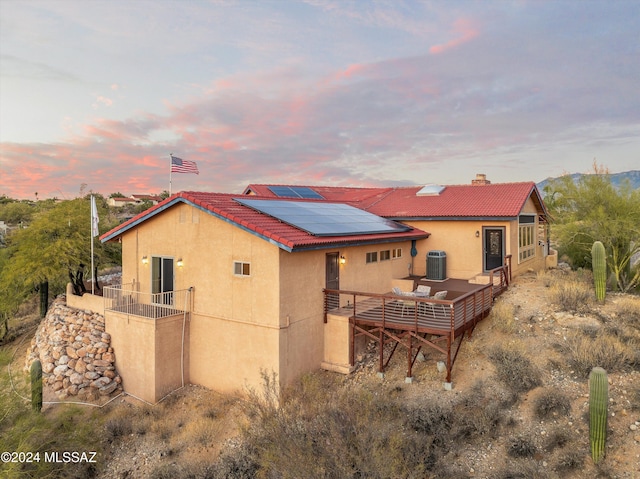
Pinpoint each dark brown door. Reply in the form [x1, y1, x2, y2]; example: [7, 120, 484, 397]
[484, 228, 504, 271]
[325, 252, 340, 309]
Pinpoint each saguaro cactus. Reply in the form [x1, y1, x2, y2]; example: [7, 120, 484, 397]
[589, 367, 608, 464]
[39, 281, 49, 318]
[591, 241, 606, 302]
[30, 359, 43, 412]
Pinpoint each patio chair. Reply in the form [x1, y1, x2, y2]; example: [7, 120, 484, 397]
[433, 290, 448, 300]
[415, 285, 431, 296]
[392, 287, 415, 317]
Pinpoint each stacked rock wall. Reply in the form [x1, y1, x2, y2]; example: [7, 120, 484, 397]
[25, 295, 122, 401]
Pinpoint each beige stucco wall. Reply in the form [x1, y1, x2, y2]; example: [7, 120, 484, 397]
[65, 283, 105, 315]
[105, 312, 187, 403]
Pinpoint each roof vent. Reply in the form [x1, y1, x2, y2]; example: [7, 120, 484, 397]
[471, 174, 491, 185]
[417, 184, 445, 196]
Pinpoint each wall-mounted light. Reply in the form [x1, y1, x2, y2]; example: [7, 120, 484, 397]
[340, 255, 346, 264]
[475, 230, 480, 238]
[142, 255, 149, 264]
[177, 258, 184, 267]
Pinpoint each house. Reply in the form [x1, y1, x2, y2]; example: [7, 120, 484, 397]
[107, 195, 163, 207]
[100, 192, 429, 402]
[100, 176, 553, 403]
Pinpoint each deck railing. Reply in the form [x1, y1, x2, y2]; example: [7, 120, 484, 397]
[323, 282, 494, 337]
[103, 285, 191, 320]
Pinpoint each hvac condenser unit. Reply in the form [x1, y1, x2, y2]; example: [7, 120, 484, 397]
[426, 250, 447, 281]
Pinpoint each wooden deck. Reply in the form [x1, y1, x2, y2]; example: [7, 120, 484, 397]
[324, 265, 509, 383]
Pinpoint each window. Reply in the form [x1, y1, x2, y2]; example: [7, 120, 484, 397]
[233, 261, 251, 276]
[380, 249, 391, 261]
[392, 248, 402, 259]
[366, 252, 378, 264]
[518, 215, 536, 263]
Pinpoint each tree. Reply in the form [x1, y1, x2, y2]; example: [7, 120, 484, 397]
[545, 164, 640, 292]
[0, 196, 121, 317]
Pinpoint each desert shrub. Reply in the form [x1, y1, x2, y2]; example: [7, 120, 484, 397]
[209, 442, 260, 479]
[104, 414, 133, 442]
[406, 402, 453, 437]
[563, 329, 635, 376]
[492, 460, 548, 479]
[616, 296, 640, 327]
[507, 435, 538, 458]
[451, 381, 512, 440]
[533, 389, 571, 419]
[548, 279, 592, 312]
[556, 450, 584, 473]
[536, 269, 554, 287]
[491, 300, 517, 333]
[544, 427, 571, 451]
[488, 345, 541, 394]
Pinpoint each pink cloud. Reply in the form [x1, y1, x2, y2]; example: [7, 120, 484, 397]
[429, 18, 479, 55]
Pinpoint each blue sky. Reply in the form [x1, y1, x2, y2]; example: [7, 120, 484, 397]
[1, 0, 638, 199]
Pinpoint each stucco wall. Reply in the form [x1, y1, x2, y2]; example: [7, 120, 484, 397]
[65, 283, 105, 315]
[105, 312, 186, 403]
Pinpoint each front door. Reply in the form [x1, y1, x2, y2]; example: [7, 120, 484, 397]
[325, 252, 340, 309]
[151, 256, 174, 304]
[484, 228, 504, 271]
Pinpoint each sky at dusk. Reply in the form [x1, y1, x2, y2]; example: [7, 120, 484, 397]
[1, 0, 639, 200]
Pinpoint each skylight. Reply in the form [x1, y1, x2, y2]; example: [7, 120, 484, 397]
[417, 184, 445, 196]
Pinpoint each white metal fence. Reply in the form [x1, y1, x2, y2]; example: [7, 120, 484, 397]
[103, 285, 191, 319]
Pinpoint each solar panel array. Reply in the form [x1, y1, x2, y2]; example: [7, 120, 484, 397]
[267, 186, 324, 199]
[235, 198, 411, 237]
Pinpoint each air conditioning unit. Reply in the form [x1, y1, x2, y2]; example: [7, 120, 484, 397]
[426, 250, 446, 281]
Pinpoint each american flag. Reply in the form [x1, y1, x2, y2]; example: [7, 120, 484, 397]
[171, 155, 199, 174]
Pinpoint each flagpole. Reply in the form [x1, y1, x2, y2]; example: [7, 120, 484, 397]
[90, 195, 95, 295]
[169, 153, 173, 196]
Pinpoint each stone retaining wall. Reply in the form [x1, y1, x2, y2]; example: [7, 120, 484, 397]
[25, 295, 122, 401]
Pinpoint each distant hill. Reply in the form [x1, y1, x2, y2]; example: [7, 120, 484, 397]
[537, 170, 640, 194]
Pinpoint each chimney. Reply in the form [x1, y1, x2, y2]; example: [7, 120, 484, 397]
[471, 173, 490, 185]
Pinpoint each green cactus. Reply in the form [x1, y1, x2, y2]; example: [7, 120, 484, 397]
[39, 281, 48, 318]
[591, 241, 606, 302]
[30, 359, 43, 413]
[589, 367, 608, 464]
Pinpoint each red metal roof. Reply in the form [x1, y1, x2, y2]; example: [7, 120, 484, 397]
[101, 191, 429, 252]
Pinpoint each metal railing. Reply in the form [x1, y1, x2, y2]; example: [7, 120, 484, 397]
[103, 285, 191, 320]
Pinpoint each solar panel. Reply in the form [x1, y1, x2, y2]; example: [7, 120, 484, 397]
[267, 186, 324, 199]
[235, 198, 411, 236]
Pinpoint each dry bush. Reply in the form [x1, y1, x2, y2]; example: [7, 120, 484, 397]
[487, 344, 541, 394]
[555, 450, 584, 473]
[615, 296, 640, 327]
[451, 380, 515, 441]
[491, 300, 517, 333]
[536, 269, 554, 287]
[507, 435, 538, 458]
[533, 389, 571, 419]
[544, 426, 571, 452]
[563, 328, 635, 376]
[104, 412, 133, 442]
[548, 279, 593, 312]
